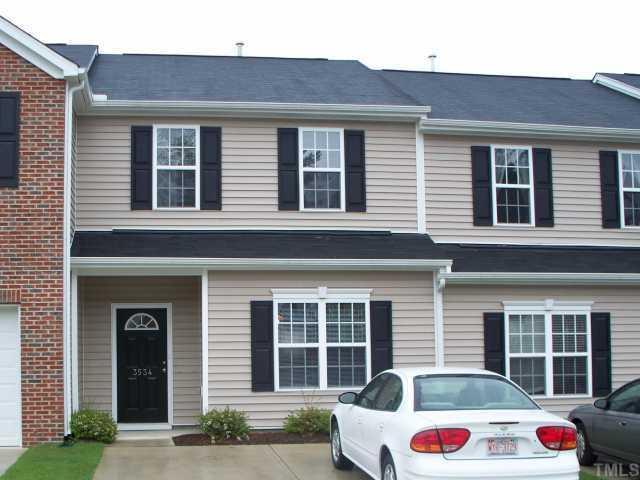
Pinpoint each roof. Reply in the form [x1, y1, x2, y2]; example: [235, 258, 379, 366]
[600, 73, 640, 89]
[442, 243, 640, 274]
[71, 230, 447, 260]
[47, 44, 97, 69]
[87, 54, 418, 105]
[381, 70, 640, 129]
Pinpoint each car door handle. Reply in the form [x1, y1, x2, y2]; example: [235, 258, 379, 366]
[378, 424, 384, 431]
[618, 421, 627, 427]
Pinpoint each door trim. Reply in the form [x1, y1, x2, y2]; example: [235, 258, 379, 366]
[111, 303, 173, 427]
[0, 305, 21, 447]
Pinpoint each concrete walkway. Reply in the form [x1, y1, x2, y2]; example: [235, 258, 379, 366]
[94, 443, 368, 480]
[0, 448, 25, 476]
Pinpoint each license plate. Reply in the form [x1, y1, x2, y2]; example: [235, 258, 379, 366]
[487, 438, 518, 455]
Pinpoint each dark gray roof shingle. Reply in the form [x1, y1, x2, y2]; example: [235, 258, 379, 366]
[47, 44, 98, 69]
[381, 70, 640, 129]
[87, 54, 418, 105]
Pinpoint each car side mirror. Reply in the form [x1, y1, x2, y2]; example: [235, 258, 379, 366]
[594, 398, 609, 410]
[338, 392, 358, 404]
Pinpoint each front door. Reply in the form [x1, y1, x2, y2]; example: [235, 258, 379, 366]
[116, 308, 168, 423]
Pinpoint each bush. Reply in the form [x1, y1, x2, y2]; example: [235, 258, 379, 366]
[69, 409, 117, 444]
[283, 407, 331, 435]
[199, 407, 250, 442]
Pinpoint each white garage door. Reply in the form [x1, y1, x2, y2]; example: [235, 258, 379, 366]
[0, 306, 21, 446]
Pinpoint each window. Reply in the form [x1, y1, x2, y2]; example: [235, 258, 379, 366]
[273, 288, 370, 391]
[619, 151, 640, 227]
[492, 146, 534, 225]
[357, 373, 389, 409]
[608, 381, 640, 414]
[154, 126, 199, 209]
[299, 128, 344, 210]
[374, 374, 403, 411]
[124, 313, 159, 331]
[504, 301, 592, 398]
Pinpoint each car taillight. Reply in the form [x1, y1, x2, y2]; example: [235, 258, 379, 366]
[536, 426, 577, 451]
[410, 428, 470, 454]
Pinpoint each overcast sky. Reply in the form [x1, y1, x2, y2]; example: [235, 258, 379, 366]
[5, 0, 639, 79]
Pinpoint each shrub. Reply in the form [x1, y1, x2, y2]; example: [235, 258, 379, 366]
[283, 407, 331, 435]
[70, 409, 117, 444]
[199, 407, 250, 442]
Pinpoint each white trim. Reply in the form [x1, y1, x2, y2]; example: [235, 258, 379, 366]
[433, 239, 640, 248]
[152, 125, 200, 210]
[75, 226, 419, 233]
[272, 288, 372, 299]
[618, 150, 640, 229]
[440, 272, 640, 286]
[433, 269, 445, 367]
[110, 303, 173, 426]
[71, 271, 79, 412]
[298, 127, 345, 212]
[200, 270, 209, 414]
[491, 145, 535, 227]
[419, 118, 640, 143]
[0, 16, 80, 79]
[415, 122, 427, 233]
[593, 74, 640, 101]
[0, 305, 22, 447]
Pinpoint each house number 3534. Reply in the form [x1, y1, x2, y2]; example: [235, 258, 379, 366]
[132, 368, 153, 376]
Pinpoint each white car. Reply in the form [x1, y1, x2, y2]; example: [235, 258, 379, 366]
[330, 367, 579, 480]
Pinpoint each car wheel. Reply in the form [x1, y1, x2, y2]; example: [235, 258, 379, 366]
[331, 422, 353, 470]
[576, 423, 597, 466]
[382, 453, 397, 480]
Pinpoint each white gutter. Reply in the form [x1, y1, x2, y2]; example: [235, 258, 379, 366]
[420, 118, 640, 142]
[440, 272, 640, 286]
[593, 73, 640, 101]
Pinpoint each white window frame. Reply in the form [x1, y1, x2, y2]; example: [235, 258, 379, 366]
[298, 127, 346, 212]
[272, 287, 371, 392]
[618, 150, 640, 229]
[152, 125, 200, 210]
[491, 145, 535, 227]
[503, 300, 593, 399]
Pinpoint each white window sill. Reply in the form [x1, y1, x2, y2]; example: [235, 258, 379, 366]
[492, 223, 536, 228]
[275, 387, 365, 393]
[531, 394, 593, 401]
[299, 208, 346, 213]
[153, 207, 200, 211]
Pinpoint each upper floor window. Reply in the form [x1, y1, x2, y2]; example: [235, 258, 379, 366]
[619, 151, 640, 227]
[492, 146, 534, 225]
[153, 126, 199, 209]
[299, 128, 345, 210]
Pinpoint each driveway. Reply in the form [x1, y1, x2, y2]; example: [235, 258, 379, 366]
[94, 443, 368, 480]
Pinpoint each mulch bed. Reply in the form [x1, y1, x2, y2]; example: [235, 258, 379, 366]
[173, 431, 329, 446]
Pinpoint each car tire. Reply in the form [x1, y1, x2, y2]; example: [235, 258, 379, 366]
[330, 422, 353, 470]
[576, 423, 597, 466]
[382, 453, 397, 480]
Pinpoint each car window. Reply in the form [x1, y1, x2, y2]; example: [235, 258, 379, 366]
[374, 374, 403, 412]
[357, 374, 388, 409]
[609, 382, 640, 414]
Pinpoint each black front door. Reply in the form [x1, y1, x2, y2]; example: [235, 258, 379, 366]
[117, 308, 168, 423]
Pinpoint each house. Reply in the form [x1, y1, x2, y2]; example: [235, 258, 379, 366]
[1, 16, 639, 447]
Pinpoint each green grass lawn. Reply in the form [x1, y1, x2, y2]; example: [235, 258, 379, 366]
[1, 442, 104, 480]
[580, 471, 602, 480]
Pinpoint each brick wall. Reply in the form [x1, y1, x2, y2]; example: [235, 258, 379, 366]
[0, 44, 66, 445]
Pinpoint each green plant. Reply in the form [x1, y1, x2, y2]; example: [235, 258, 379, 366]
[69, 409, 117, 444]
[283, 407, 331, 435]
[199, 406, 250, 442]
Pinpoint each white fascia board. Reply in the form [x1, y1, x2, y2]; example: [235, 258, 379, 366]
[440, 272, 640, 286]
[81, 99, 431, 122]
[593, 74, 640, 101]
[0, 16, 80, 79]
[71, 256, 452, 273]
[420, 118, 640, 143]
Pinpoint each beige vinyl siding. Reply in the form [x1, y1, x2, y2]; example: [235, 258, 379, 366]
[425, 135, 640, 246]
[70, 114, 78, 240]
[75, 117, 417, 231]
[78, 276, 201, 425]
[208, 270, 434, 428]
[443, 284, 640, 416]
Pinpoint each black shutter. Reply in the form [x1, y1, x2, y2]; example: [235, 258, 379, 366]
[344, 129, 366, 212]
[250, 301, 274, 392]
[200, 126, 222, 210]
[278, 128, 299, 210]
[483, 312, 506, 375]
[533, 148, 554, 227]
[370, 301, 393, 376]
[600, 151, 621, 229]
[0, 92, 20, 187]
[130, 126, 153, 210]
[471, 146, 493, 226]
[591, 312, 612, 397]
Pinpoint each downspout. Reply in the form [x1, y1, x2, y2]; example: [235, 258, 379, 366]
[433, 266, 449, 367]
[63, 78, 85, 436]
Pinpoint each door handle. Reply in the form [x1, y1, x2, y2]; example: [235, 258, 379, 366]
[618, 421, 627, 427]
[162, 368, 167, 374]
[378, 424, 384, 432]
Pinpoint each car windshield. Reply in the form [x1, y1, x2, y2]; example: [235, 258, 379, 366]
[414, 374, 539, 411]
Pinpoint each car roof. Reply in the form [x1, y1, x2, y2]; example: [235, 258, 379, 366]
[388, 367, 502, 378]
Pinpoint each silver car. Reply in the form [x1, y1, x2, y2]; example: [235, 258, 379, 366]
[568, 379, 640, 466]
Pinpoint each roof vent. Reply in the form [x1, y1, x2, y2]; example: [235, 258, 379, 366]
[428, 54, 437, 72]
[235, 42, 245, 57]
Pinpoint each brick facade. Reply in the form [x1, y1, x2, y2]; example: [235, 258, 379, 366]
[0, 44, 66, 445]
